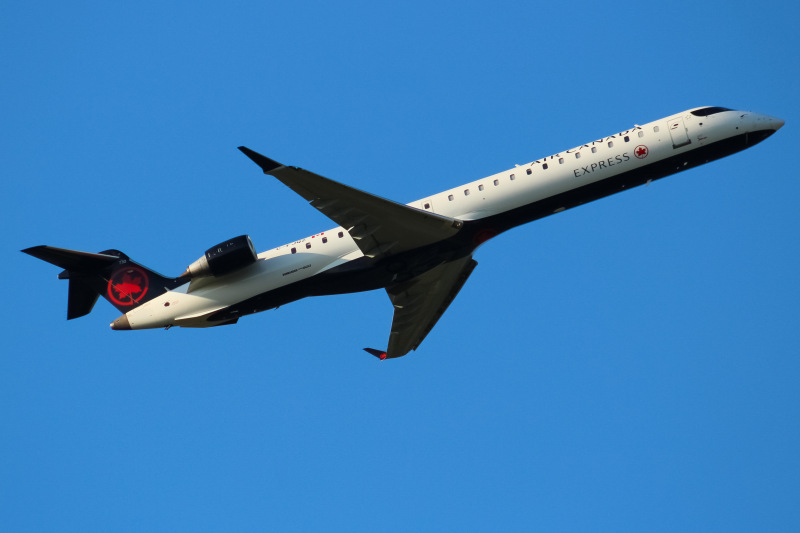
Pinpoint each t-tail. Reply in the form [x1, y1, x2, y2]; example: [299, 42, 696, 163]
[21, 245, 185, 322]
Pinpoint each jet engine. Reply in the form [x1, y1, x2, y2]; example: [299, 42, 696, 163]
[183, 235, 258, 278]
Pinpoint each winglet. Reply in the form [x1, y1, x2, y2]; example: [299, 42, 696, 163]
[238, 146, 284, 174]
[363, 348, 388, 360]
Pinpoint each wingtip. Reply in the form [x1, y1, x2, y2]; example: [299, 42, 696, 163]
[363, 348, 388, 360]
[238, 146, 284, 173]
[21, 245, 45, 256]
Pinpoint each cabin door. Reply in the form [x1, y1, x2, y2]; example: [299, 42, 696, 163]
[668, 116, 691, 148]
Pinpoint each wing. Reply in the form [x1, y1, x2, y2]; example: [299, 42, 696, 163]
[365, 256, 478, 359]
[238, 147, 463, 259]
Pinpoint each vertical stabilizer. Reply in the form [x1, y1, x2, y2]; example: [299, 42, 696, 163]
[22, 246, 184, 318]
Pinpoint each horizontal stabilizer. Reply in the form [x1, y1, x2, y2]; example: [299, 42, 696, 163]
[22, 245, 121, 272]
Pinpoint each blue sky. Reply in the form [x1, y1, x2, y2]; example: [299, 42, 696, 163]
[2, 1, 798, 531]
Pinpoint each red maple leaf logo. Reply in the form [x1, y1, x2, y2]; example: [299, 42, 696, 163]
[634, 145, 649, 159]
[112, 272, 143, 299]
[107, 267, 149, 306]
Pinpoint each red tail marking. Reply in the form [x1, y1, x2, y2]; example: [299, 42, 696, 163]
[107, 266, 150, 306]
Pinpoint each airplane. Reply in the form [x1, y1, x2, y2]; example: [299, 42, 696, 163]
[23, 107, 784, 360]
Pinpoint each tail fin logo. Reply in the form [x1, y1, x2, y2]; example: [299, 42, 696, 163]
[108, 265, 149, 306]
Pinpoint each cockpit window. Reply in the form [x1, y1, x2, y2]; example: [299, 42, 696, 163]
[690, 107, 733, 117]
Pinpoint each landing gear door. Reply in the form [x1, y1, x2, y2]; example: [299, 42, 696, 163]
[668, 116, 691, 148]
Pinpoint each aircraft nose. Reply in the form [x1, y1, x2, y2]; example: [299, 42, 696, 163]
[758, 113, 785, 131]
[741, 113, 784, 147]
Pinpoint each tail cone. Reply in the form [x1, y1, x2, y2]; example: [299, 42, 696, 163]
[111, 315, 131, 330]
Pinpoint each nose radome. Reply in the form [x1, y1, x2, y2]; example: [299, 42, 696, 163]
[759, 114, 785, 131]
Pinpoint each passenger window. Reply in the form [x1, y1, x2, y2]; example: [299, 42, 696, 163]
[424, 202, 430, 209]
[526, 168, 532, 175]
[558, 158, 564, 164]
[478, 184, 484, 191]
[653, 125, 660, 133]
[306, 242, 311, 249]
[591, 147, 597, 154]
[291, 247, 297, 254]
[608, 141, 614, 148]
[464, 189, 470, 196]
[510, 174, 515, 181]
[542, 163, 548, 170]
[493, 179, 499, 186]
[575, 152, 581, 159]
[638, 131, 644, 138]
[338, 231, 343, 238]
[448, 194, 454, 201]
[624, 136, 630, 142]
[322, 237, 328, 243]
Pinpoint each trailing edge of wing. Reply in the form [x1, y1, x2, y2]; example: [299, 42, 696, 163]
[238, 146, 463, 260]
[379, 256, 478, 359]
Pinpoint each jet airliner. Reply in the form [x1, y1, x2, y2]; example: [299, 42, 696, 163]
[23, 107, 784, 359]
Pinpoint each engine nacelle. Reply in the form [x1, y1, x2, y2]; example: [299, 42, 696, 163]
[184, 235, 258, 278]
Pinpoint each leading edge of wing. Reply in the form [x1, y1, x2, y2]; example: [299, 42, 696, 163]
[238, 146, 464, 259]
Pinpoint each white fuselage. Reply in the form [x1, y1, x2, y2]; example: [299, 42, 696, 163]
[120, 108, 783, 330]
